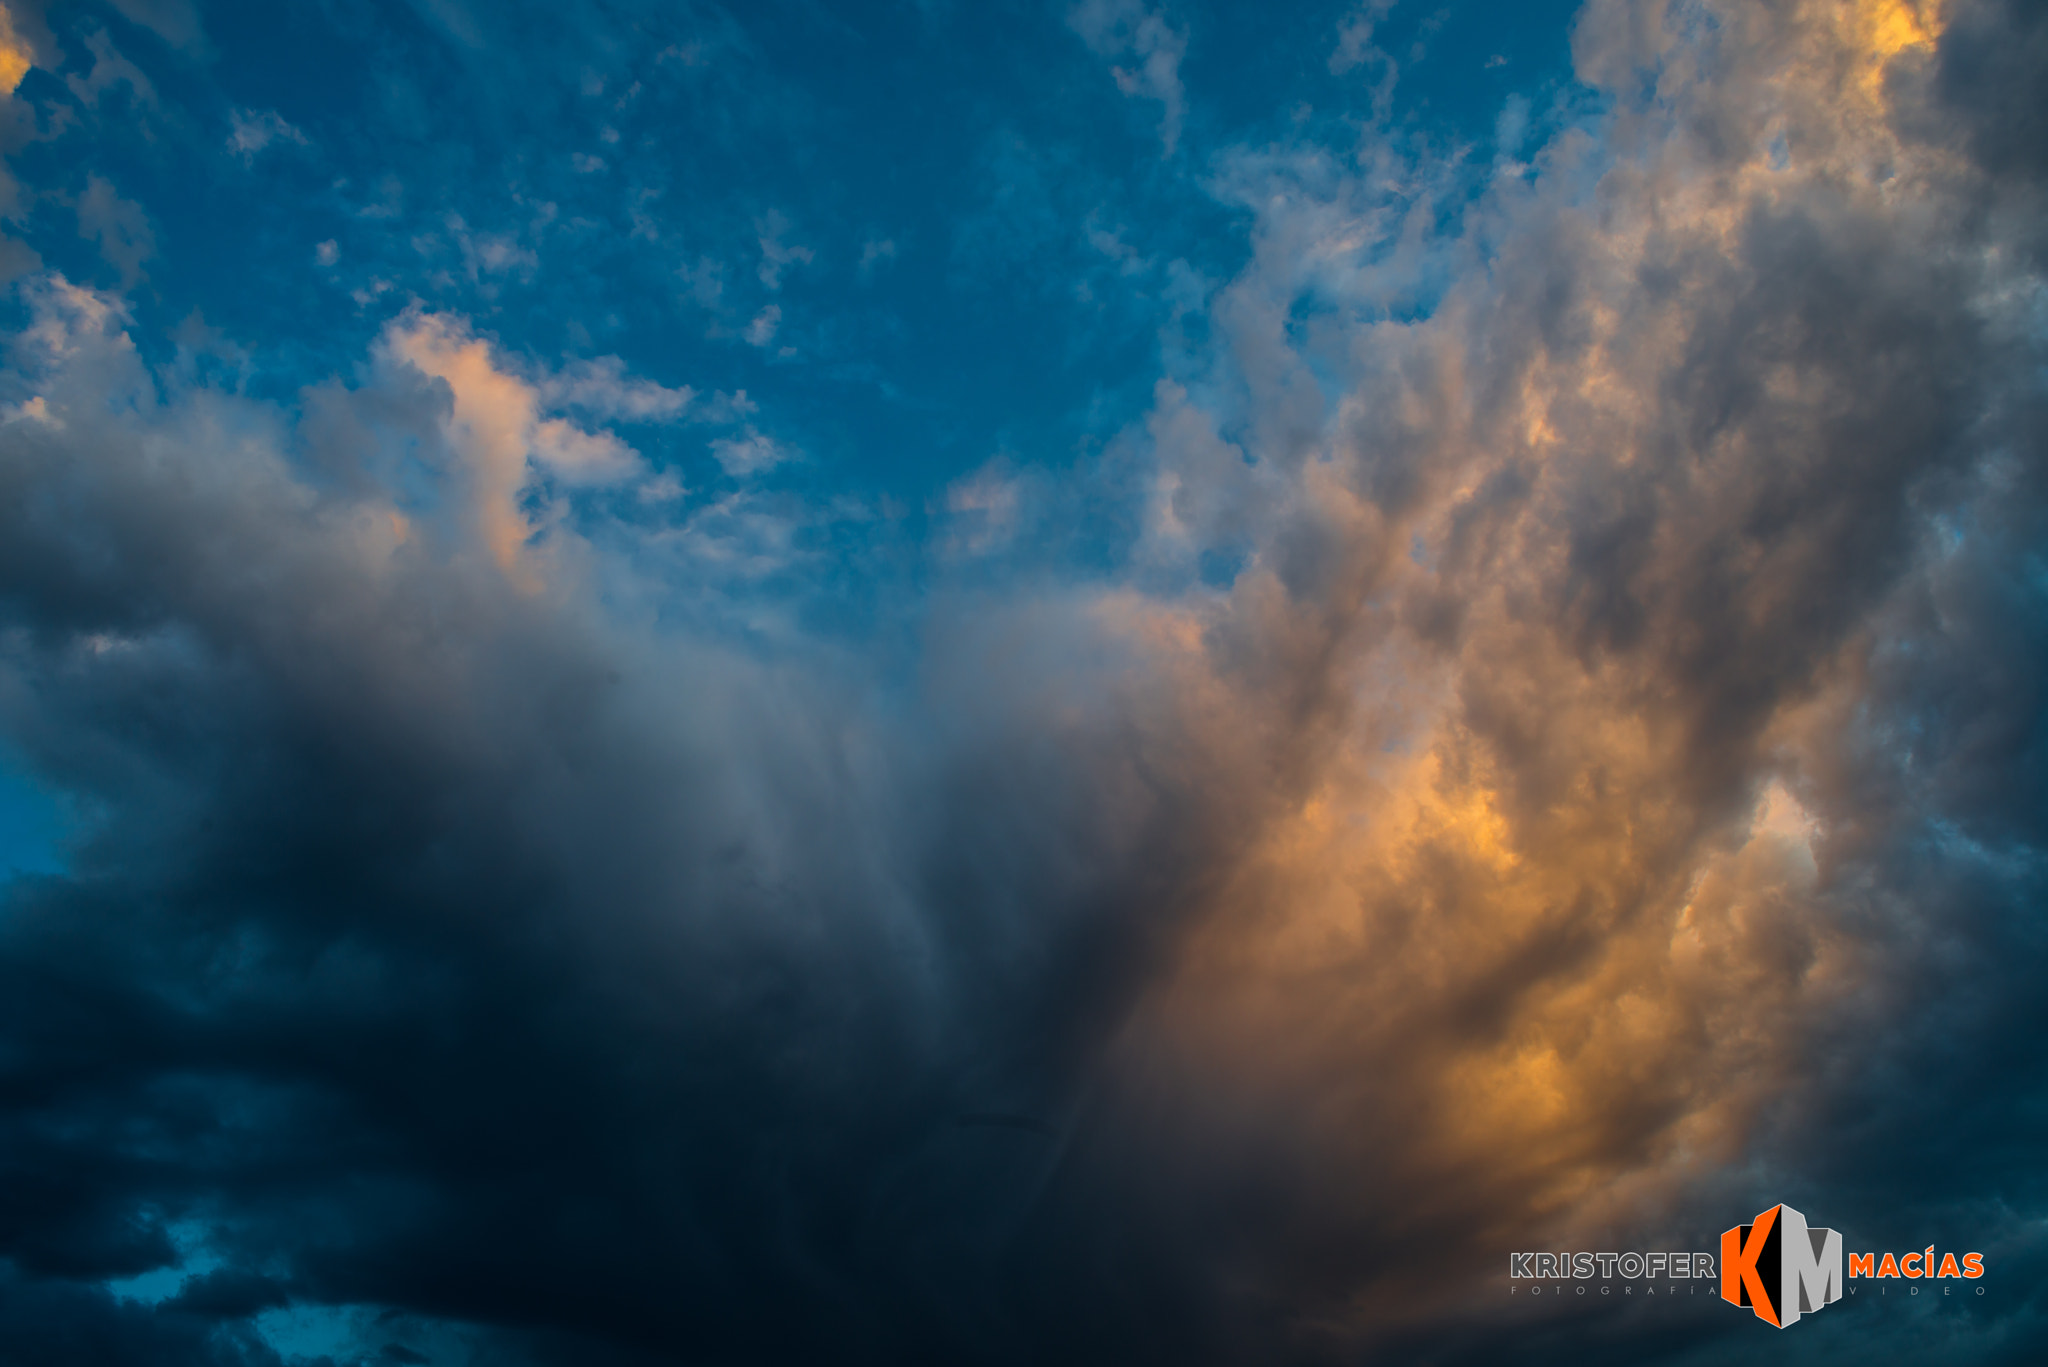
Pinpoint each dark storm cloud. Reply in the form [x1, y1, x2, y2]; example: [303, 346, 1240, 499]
[0, 284, 1259, 1364]
[1928, 0, 2048, 182]
[0, 2, 2045, 1366]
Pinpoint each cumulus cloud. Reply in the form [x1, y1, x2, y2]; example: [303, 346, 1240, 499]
[374, 310, 645, 577]
[1061, 1, 2048, 1354]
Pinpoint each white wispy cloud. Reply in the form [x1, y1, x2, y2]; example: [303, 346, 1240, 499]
[755, 210, 814, 290]
[708, 427, 795, 477]
[1067, 0, 1188, 154]
[227, 108, 307, 162]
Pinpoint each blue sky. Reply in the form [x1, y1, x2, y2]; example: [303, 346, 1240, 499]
[11, 0, 1581, 521]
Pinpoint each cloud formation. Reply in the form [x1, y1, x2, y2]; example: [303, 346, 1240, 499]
[1069, 0, 1189, 155]
[226, 109, 306, 163]
[0, 1, 2043, 1364]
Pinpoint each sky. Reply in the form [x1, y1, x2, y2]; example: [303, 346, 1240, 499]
[0, 0, 2043, 1363]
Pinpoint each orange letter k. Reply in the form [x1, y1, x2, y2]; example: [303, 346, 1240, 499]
[1723, 1206, 1781, 1326]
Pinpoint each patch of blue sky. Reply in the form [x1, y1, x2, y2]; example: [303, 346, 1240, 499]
[255, 1301, 479, 1366]
[13, 0, 1588, 592]
[104, 1217, 222, 1305]
[0, 757, 70, 877]
[1923, 815, 2045, 885]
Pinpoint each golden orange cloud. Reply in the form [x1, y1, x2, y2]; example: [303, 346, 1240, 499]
[0, 4, 33, 94]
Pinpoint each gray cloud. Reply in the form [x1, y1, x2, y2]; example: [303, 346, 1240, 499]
[75, 176, 154, 289]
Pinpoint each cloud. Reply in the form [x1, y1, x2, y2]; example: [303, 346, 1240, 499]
[707, 426, 793, 476]
[225, 108, 306, 162]
[64, 28, 157, 110]
[636, 469, 684, 503]
[1067, 0, 1188, 155]
[106, 0, 207, 54]
[541, 354, 695, 423]
[1329, 0, 1398, 75]
[0, 1, 2045, 1364]
[0, 266, 1216, 1364]
[75, 175, 154, 288]
[0, 2, 37, 94]
[679, 254, 725, 309]
[938, 459, 1025, 557]
[444, 215, 539, 282]
[1136, 377, 1256, 563]
[755, 209, 813, 290]
[858, 237, 897, 280]
[413, 0, 483, 48]
[375, 310, 644, 577]
[1044, 2, 2048, 1353]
